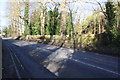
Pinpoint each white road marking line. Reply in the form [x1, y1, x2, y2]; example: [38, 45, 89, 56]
[76, 52, 118, 64]
[11, 47, 25, 70]
[7, 46, 21, 79]
[74, 56, 118, 68]
[70, 58, 120, 76]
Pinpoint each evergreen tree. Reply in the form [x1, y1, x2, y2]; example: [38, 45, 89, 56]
[30, 9, 41, 35]
[105, 0, 116, 42]
[66, 12, 72, 35]
[53, 7, 60, 35]
[24, 0, 30, 35]
[105, 0, 116, 29]
[45, 7, 60, 35]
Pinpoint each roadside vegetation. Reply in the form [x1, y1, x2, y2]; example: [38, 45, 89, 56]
[3, 0, 120, 57]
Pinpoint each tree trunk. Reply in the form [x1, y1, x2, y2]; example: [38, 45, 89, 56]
[60, 1, 67, 36]
[40, 8, 46, 36]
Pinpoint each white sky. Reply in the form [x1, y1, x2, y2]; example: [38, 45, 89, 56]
[0, 0, 8, 30]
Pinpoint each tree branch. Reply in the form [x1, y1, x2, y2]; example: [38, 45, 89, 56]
[96, 1, 107, 18]
[13, 19, 24, 25]
[51, 0, 60, 6]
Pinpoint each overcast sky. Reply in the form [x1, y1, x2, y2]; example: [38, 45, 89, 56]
[0, 0, 118, 30]
[0, 0, 8, 30]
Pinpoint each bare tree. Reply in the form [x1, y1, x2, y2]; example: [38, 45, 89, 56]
[8, 0, 23, 36]
[38, 0, 50, 36]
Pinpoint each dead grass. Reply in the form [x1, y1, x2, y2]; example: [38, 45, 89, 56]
[14, 35, 120, 57]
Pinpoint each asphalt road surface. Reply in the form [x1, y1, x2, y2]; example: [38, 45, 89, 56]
[2, 38, 120, 78]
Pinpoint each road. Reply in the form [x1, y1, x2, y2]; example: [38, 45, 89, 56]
[2, 39, 57, 78]
[2, 38, 120, 78]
